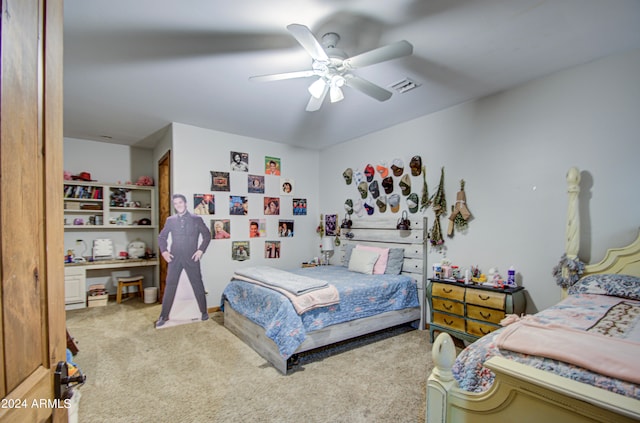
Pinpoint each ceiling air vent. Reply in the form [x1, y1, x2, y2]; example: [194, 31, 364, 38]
[390, 78, 420, 94]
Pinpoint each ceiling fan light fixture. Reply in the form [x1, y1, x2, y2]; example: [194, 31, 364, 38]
[331, 75, 345, 88]
[250, 24, 414, 111]
[308, 78, 327, 98]
[330, 86, 344, 103]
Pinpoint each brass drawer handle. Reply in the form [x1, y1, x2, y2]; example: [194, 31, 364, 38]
[480, 311, 491, 319]
[444, 318, 454, 325]
[479, 295, 490, 301]
[443, 288, 453, 293]
[443, 304, 452, 310]
[480, 327, 491, 335]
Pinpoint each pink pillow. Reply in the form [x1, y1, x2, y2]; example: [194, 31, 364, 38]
[355, 245, 389, 275]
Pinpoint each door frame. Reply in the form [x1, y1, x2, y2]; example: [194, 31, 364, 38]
[0, 0, 67, 421]
[157, 151, 171, 302]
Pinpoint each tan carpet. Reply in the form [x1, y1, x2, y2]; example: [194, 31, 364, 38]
[66, 301, 432, 422]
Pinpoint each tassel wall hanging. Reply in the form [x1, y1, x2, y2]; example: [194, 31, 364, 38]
[420, 165, 431, 212]
[430, 167, 446, 246]
[447, 179, 472, 236]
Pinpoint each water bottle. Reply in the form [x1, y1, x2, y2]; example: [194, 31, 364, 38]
[507, 266, 516, 286]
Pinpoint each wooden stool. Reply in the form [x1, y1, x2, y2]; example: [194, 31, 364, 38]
[116, 275, 144, 304]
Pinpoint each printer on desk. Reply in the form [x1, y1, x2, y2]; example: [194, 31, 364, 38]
[92, 239, 114, 260]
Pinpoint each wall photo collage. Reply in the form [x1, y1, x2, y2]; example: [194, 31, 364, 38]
[193, 152, 307, 260]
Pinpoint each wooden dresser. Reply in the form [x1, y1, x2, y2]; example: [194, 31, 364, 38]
[427, 279, 526, 343]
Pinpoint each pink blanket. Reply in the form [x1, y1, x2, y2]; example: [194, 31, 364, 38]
[233, 274, 339, 315]
[495, 320, 640, 385]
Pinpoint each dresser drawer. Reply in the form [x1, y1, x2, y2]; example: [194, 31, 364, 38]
[433, 311, 465, 332]
[466, 304, 505, 324]
[432, 298, 464, 316]
[465, 288, 505, 309]
[466, 320, 499, 338]
[432, 282, 465, 301]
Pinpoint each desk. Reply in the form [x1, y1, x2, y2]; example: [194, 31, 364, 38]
[66, 258, 158, 270]
[64, 258, 158, 309]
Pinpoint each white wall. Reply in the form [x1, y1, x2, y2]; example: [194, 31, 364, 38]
[162, 123, 320, 308]
[320, 48, 640, 312]
[64, 137, 153, 184]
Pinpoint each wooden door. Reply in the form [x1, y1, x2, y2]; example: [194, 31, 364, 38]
[157, 151, 171, 302]
[0, 0, 66, 421]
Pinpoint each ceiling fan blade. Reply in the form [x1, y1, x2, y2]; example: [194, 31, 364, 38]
[343, 40, 413, 69]
[345, 75, 393, 102]
[306, 85, 328, 111]
[286, 24, 329, 62]
[249, 70, 316, 82]
[330, 86, 344, 103]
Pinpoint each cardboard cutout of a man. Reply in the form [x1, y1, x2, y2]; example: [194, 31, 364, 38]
[156, 193, 211, 328]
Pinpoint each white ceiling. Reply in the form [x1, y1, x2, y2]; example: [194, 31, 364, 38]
[63, 0, 640, 150]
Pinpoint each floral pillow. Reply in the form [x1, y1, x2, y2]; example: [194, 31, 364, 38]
[568, 274, 640, 300]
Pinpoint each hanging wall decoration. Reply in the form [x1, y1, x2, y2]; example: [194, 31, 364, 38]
[264, 197, 280, 215]
[278, 220, 294, 237]
[248, 175, 265, 193]
[211, 219, 231, 239]
[376, 161, 389, 178]
[211, 171, 230, 191]
[265, 241, 281, 259]
[194, 194, 215, 215]
[420, 166, 430, 211]
[232, 241, 250, 261]
[447, 179, 472, 236]
[430, 167, 446, 246]
[280, 178, 294, 195]
[317, 214, 324, 238]
[229, 196, 248, 215]
[409, 155, 422, 176]
[343, 168, 353, 185]
[230, 151, 249, 172]
[293, 198, 307, 215]
[265, 156, 281, 175]
[249, 219, 265, 238]
[325, 214, 337, 236]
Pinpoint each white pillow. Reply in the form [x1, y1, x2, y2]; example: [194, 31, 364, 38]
[348, 248, 380, 275]
[355, 245, 389, 274]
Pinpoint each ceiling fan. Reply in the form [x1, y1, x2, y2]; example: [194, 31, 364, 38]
[249, 24, 413, 111]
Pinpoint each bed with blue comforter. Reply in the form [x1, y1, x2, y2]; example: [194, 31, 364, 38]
[221, 265, 420, 360]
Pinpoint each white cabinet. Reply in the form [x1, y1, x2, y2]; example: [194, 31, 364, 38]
[65, 267, 86, 310]
[63, 181, 159, 299]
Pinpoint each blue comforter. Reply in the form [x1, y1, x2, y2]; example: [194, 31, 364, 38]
[221, 266, 419, 358]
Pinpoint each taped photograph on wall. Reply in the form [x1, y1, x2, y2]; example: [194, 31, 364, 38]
[249, 219, 265, 238]
[280, 178, 294, 195]
[193, 193, 215, 215]
[293, 198, 307, 215]
[264, 197, 280, 215]
[211, 171, 230, 191]
[265, 156, 281, 175]
[230, 151, 249, 172]
[325, 214, 337, 236]
[278, 220, 294, 237]
[248, 174, 265, 193]
[229, 196, 247, 215]
[265, 241, 280, 258]
[232, 241, 250, 261]
[211, 219, 230, 239]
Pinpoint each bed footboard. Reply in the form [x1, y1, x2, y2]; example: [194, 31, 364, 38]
[426, 332, 640, 423]
[223, 300, 289, 374]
